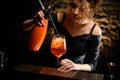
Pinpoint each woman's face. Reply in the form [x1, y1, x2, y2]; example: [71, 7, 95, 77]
[68, 0, 91, 23]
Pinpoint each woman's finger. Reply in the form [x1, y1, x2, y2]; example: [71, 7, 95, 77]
[58, 61, 74, 72]
[38, 11, 45, 20]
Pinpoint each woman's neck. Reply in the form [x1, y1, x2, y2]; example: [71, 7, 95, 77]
[63, 14, 95, 37]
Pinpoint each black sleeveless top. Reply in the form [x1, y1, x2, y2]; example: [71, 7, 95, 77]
[26, 13, 102, 71]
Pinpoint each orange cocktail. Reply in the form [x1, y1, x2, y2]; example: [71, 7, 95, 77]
[51, 34, 66, 67]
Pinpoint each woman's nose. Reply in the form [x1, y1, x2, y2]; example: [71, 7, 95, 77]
[73, 8, 79, 14]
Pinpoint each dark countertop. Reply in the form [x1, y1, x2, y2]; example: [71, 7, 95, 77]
[14, 64, 104, 80]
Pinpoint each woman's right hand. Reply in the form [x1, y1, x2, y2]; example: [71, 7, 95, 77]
[34, 10, 46, 26]
[22, 10, 46, 31]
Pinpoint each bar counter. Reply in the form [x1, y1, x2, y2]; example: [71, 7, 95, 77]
[12, 64, 104, 80]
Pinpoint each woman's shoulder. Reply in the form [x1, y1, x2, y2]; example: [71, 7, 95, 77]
[92, 24, 102, 35]
[90, 21, 102, 35]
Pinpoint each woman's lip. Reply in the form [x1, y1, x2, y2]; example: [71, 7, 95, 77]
[72, 17, 79, 20]
[73, 15, 80, 19]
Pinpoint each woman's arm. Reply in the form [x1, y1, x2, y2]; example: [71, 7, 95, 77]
[58, 59, 92, 73]
[58, 35, 101, 73]
[22, 19, 35, 31]
[84, 25, 102, 71]
[22, 11, 45, 31]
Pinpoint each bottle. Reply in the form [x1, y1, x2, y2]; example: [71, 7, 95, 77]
[28, 19, 48, 51]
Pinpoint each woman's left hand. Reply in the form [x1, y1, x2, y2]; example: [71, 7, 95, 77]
[58, 59, 80, 73]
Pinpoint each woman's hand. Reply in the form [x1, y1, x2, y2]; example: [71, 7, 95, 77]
[34, 10, 45, 26]
[58, 59, 80, 73]
[22, 10, 46, 31]
[58, 59, 92, 73]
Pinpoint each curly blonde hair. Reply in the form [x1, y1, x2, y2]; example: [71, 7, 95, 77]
[86, 0, 103, 10]
[70, 0, 103, 11]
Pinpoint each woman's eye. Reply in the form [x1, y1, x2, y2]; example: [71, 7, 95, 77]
[70, 3, 77, 9]
[79, 8, 84, 12]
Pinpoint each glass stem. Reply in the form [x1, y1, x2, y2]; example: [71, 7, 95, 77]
[57, 58, 59, 68]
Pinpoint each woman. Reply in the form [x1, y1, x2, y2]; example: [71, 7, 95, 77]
[22, 0, 102, 73]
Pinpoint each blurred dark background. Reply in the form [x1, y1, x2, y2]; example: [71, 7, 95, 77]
[0, 0, 40, 25]
[0, 0, 120, 79]
[0, 0, 40, 73]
